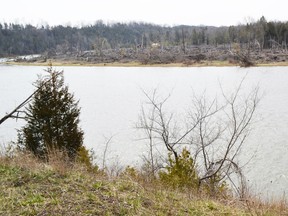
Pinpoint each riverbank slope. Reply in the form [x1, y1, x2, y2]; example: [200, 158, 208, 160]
[0, 153, 286, 215]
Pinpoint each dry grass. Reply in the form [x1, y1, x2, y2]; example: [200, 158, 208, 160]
[240, 196, 288, 216]
[0, 152, 287, 215]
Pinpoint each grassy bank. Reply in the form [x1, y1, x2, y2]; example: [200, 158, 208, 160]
[0, 153, 287, 215]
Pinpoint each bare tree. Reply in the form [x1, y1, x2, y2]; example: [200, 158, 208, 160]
[137, 90, 184, 163]
[195, 80, 260, 195]
[101, 135, 114, 171]
[137, 78, 260, 195]
[137, 89, 220, 162]
[137, 91, 167, 178]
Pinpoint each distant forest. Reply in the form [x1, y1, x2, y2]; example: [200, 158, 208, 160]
[0, 16, 287, 57]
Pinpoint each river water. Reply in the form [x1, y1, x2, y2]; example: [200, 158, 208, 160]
[0, 65, 287, 199]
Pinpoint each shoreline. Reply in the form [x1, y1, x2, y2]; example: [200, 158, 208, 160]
[2, 59, 288, 67]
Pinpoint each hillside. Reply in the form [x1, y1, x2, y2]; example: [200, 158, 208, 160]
[0, 153, 287, 215]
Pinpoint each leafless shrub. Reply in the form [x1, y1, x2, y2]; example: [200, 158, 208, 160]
[137, 77, 260, 197]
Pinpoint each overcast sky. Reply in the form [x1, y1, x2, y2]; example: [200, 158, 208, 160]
[1, 0, 287, 27]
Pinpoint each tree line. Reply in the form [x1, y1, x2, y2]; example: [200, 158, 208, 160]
[0, 16, 288, 57]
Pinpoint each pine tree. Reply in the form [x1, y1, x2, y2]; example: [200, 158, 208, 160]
[18, 66, 83, 160]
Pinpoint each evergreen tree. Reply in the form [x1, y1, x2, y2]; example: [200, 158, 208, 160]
[18, 66, 83, 160]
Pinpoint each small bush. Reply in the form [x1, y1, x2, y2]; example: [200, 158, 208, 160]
[76, 146, 98, 171]
[159, 148, 199, 190]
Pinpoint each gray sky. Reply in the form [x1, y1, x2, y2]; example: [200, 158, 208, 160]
[1, 0, 287, 26]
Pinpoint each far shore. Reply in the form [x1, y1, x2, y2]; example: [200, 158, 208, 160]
[3, 59, 288, 67]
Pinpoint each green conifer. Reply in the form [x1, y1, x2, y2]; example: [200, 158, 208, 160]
[18, 66, 83, 160]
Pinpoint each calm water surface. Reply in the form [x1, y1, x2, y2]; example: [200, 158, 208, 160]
[0, 65, 287, 199]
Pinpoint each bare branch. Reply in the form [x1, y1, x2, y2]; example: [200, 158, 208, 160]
[0, 68, 61, 125]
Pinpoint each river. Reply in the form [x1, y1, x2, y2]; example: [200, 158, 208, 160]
[0, 65, 287, 199]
